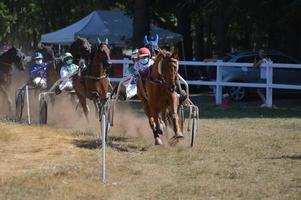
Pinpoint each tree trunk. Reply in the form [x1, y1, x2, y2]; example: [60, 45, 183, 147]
[133, 0, 150, 47]
[194, 16, 204, 61]
[215, 0, 227, 58]
[176, 9, 193, 61]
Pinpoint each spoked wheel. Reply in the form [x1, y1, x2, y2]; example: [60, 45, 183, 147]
[109, 101, 114, 127]
[15, 89, 25, 122]
[39, 98, 48, 124]
[226, 86, 247, 101]
[190, 109, 198, 147]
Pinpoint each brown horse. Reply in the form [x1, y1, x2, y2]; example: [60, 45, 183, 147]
[137, 49, 183, 145]
[72, 41, 111, 119]
[0, 47, 25, 112]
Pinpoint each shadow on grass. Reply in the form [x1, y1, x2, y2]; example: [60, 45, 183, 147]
[73, 136, 148, 152]
[199, 104, 301, 119]
[115, 95, 301, 119]
[267, 155, 301, 160]
[189, 96, 301, 119]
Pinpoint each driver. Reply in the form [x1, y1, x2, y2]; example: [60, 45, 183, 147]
[28, 52, 47, 89]
[56, 52, 79, 94]
[126, 47, 154, 98]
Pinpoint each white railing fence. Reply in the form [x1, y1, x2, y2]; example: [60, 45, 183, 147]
[110, 59, 301, 108]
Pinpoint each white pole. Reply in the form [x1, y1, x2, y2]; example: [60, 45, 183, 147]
[101, 113, 106, 183]
[215, 61, 222, 105]
[266, 63, 273, 107]
[25, 85, 31, 124]
[122, 58, 129, 77]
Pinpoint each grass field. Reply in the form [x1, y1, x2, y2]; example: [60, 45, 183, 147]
[0, 103, 300, 200]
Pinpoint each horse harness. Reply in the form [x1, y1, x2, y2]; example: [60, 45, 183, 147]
[146, 56, 179, 93]
[77, 46, 109, 81]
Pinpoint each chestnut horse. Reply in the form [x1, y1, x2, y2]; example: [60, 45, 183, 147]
[137, 49, 183, 145]
[72, 41, 111, 119]
[0, 47, 25, 112]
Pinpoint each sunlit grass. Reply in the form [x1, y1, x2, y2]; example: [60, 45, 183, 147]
[0, 104, 300, 200]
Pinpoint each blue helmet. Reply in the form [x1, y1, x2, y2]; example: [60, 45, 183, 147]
[34, 52, 43, 59]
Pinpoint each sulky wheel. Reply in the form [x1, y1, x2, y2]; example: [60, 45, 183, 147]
[190, 111, 197, 147]
[39, 98, 48, 124]
[15, 89, 25, 122]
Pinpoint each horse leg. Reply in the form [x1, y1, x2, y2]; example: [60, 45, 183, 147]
[170, 92, 183, 138]
[149, 108, 163, 145]
[50, 94, 56, 108]
[70, 93, 79, 109]
[77, 94, 89, 121]
[0, 85, 13, 113]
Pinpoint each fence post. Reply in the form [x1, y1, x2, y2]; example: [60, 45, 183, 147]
[122, 58, 130, 77]
[266, 63, 273, 107]
[25, 85, 31, 124]
[215, 60, 222, 105]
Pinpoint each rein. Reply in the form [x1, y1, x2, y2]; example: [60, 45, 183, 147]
[147, 55, 178, 92]
[82, 75, 107, 80]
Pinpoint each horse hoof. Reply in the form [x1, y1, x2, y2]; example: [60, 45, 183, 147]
[175, 132, 184, 139]
[154, 138, 163, 145]
[159, 123, 165, 132]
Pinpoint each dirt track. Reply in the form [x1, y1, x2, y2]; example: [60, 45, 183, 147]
[0, 71, 301, 199]
[0, 104, 301, 199]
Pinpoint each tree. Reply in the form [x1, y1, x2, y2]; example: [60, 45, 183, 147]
[133, 0, 150, 47]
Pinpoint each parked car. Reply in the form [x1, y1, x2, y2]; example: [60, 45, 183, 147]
[207, 49, 301, 101]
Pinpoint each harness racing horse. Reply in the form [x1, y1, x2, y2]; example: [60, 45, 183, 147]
[72, 40, 111, 119]
[69, 36, 92, 65]
[0, 47, 25, 112]
[137, 49, 183, 145]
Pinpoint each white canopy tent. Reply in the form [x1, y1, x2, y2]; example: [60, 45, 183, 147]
[41, 10, 183, 46]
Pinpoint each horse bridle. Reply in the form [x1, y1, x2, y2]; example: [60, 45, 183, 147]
[157, 56, 179, 92]
[81, 44, 111, 80]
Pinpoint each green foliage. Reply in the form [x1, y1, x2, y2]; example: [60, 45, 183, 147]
[0, 2, 12, 40]
[0, 0, 300, 60]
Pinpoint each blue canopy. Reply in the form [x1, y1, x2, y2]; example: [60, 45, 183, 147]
[41, 10, 183, 46]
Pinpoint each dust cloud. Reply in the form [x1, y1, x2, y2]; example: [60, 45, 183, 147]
[0, 59, 154, 141]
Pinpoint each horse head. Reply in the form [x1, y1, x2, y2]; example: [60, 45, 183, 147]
[153, 49, 179, 92]
[7, 47, 25, 71]
[144, 34, 159, 57]
[36, 43, 55, 62]
[93, 39, 111, 72]
[70, 36, 92, 58]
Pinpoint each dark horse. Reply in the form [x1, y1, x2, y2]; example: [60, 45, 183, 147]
[137, 49, 183, 145]
[0, 47, 25, 112]
[72, 41, 111, 119]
